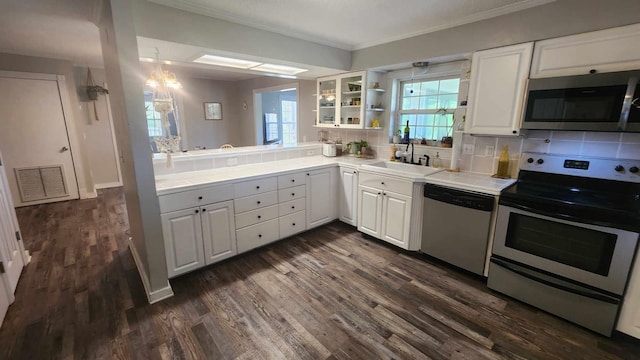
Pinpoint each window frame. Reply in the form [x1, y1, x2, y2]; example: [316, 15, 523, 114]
[395, 75, 460, 142]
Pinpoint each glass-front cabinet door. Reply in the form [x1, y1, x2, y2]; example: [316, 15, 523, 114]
[317, 78, 337, 127]
[339, 72, 364, 128]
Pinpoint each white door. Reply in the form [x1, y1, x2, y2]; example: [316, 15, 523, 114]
[339, 168, 358, 226]
[357, 186, 382, 237]
[161, 208, 204, 278]
[381, 192, 412, 248]
[0, 73, 79, 207]
[201, 201, 237, 265]
[0, 186, 23, 293]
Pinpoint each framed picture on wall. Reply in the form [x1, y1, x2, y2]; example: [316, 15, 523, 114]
[204, 102, 222, 120]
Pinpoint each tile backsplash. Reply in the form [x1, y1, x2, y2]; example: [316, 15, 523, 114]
[459, 130, 640, 176]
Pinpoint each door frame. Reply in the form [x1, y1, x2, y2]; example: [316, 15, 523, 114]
[0, 70, 91, 201]
[252, 83, 299, 145]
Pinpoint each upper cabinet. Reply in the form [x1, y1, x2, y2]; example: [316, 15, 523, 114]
[465, 42, 533, 136]
[316, 71, 385, 129]
[530, 23, 640, 78]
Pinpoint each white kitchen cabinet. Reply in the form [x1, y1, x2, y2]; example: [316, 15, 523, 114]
[201, 201, 236, 265]
[618, 254, 640, 339]
[357, 185, 383, 237]
[162, 199, 237, 278]
[530, 23, 640, 79]
[357, 171, 423, 250]
[339, 166, 358, 226]
[380, 191, 412, 248]
[316, 71, 385, 129]
[162, 208, 204, 278]
[465, 42, 533, 136]
[306, 167, 338, 228]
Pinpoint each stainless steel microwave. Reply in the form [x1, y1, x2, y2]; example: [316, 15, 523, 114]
[522, 70, 640, 132]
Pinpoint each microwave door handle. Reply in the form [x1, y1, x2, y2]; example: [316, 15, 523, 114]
[618, 76, 638, 130]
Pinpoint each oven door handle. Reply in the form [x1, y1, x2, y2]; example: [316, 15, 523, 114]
[491, 257, 620, 305]
[618, 76, 638, 131]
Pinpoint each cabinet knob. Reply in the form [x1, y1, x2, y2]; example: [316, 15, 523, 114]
[291, 179, 295, 182]
[291, 193, 295, 196]
[383, 192, 386, 196]
[202, 208, 206, 212]
[258, 215, 261, 219]
[258, 234, 262, 238]
[377, 192, 381, 195]
[256, 185, 260, 189]
[589, 69, 597, 74]
[353, 171, 357, 173]
[291, 206, 295, 209]
[198, 196, 203, 200]
[381, 182, 385, 185]
[257, 201, 261, 205]
[306, 173, 310, 176]
[512, 130, 517, 134]
[195, 209, 199, 213]
[292, 223, 296, 226]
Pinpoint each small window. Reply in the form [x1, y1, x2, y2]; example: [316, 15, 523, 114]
[281, 99, 297, 145]
[397, 77, 460, 141]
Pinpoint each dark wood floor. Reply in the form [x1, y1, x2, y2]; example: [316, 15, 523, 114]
[1, 187, 639, 359]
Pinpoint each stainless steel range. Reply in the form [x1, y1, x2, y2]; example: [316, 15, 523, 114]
[488, 152, 640, 336]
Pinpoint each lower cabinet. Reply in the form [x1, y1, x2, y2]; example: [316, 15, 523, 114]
[357, 185, 412, 248]
[306, 167, 338, 228]
[162, 200, 236, 278]
[339, 166, 358, 226]
[357, 171, 419, 250]
[236, 218, 280, 253]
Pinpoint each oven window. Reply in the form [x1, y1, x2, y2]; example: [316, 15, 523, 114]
[505, 213, 617, 276]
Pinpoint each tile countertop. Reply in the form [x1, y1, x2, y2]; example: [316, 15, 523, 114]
[155, 155, 377, 196]
[423, 170, 517, 196]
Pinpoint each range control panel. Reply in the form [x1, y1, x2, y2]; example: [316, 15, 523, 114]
[520, 152, 640, 183]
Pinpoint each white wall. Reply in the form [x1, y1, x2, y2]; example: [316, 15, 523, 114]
[73, 66, 122, 188]
[176, 77, 240, 150]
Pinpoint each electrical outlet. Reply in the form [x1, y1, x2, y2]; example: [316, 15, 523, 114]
[227, 157, 238, 166]
[462, 144, 475, 155]
[485, 145, 495, 156]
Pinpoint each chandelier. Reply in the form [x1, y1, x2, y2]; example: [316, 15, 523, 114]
[146, 48, 182, 167]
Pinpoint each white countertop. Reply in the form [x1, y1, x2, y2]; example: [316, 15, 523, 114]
[155, 156, 376, 195]
[423, 170, 516, 195]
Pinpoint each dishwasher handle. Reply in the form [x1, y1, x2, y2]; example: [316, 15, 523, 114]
[424, 183, 494, 211]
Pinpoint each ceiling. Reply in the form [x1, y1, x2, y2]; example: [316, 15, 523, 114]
[0, 0, 555, 80]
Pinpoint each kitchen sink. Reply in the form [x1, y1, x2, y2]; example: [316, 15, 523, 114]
[361, 161, 444, 178]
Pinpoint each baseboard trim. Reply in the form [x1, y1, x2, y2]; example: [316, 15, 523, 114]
[127, 237, 174, 304]
[80, 190, 98, 199]
[95, 181, 123, 189]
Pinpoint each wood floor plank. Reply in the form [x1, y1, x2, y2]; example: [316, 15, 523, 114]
[0, 188, 637, 359]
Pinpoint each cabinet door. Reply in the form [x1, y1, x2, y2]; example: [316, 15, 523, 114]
[465, 42, 533, 136]
[339, 167, 358, 226]
[317, 76, 338, 128]
[380, 191, 412, 249]
[201, 200, 237, 265]
[306, 168, 338, 228]
[531, 23, 640, 78]
[357, 185, 382, 238]
[161, 208, 204, 278]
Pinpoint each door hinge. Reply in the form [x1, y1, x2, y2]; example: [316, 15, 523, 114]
[15, 231, 20, 241]
[0, 262, 5, 274]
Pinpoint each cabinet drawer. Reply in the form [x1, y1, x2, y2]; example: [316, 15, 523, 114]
[236, 218, 280, 253]
[159, 184, 234, 213]
[278, 172, 307, 189]
[278, 197, 306, 216]
[279, 210, 307, 239]
[277, 185, 305, 203]
[235, 204, 279, 229]
[234, 191, 278, 213]
[359, 172, 413, 196]
[234, 177, 277, 198]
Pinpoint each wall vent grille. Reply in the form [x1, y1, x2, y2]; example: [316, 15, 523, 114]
[15, 165, 69, 202]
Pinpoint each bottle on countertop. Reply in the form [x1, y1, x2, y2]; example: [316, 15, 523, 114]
[432, 152, 442, 168]
[497, 145, 510, 178]
[403, 121, 410, 144]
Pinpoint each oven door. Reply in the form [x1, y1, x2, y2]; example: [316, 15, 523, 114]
[493, 205, 638, 295]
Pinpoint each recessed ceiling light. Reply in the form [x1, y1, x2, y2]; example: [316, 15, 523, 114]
[252, 63, 307, 75]
[193, 55, 261, 69]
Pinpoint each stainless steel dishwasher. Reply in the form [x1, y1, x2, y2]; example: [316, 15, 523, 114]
[421, 183, 494, 275]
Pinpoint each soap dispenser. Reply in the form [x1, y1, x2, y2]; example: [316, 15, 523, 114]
[432, 152, 442, 168]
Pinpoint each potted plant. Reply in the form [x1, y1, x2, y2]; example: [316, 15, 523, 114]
[86, 85, 109, 101]
[393, 129, 401, 144]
